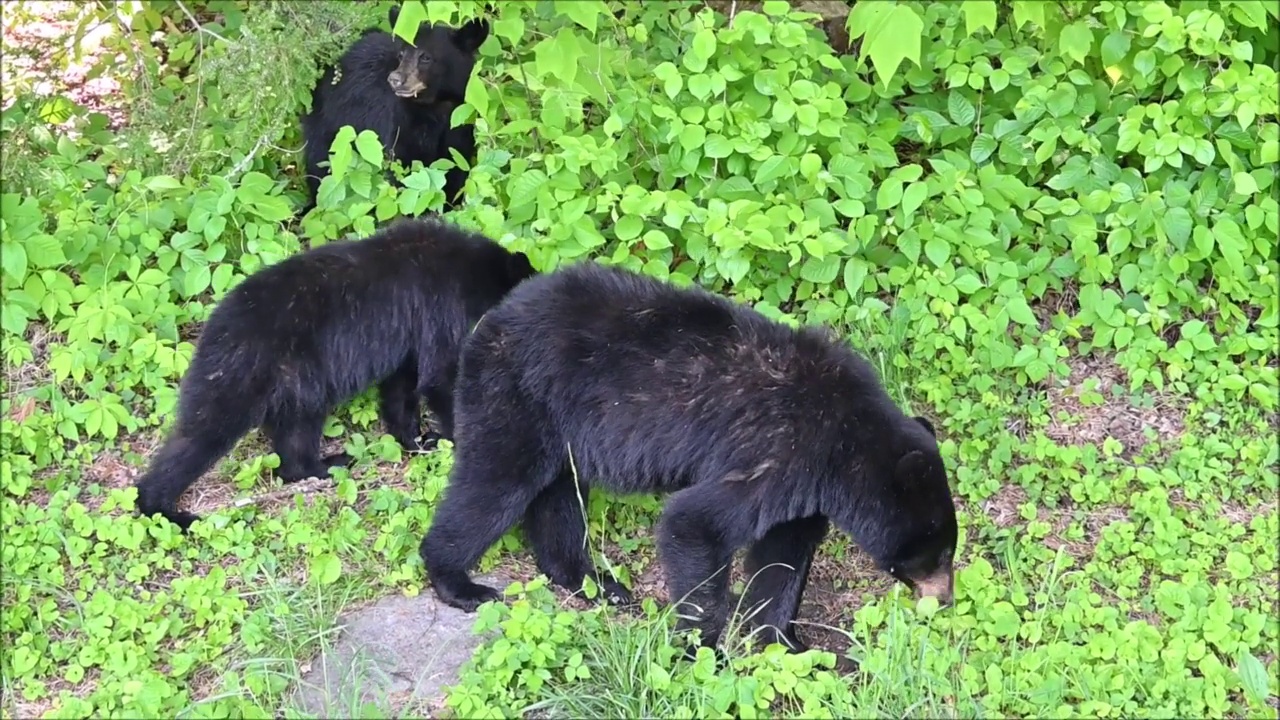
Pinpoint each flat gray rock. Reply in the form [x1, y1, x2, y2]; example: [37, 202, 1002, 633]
[288, 574, 510, 718]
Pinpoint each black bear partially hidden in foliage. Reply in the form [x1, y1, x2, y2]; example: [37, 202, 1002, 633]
[299, 7, 490, 215]
[418, 262, 959, 654]
[134, 218, 535, 531]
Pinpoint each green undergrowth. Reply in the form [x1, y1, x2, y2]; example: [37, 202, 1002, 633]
[2, 0, 1278, 718]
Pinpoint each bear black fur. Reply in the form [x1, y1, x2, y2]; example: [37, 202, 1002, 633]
[418, 262, 958, 655]
[299, 7, 490, 215]
[134, 217, 535, 531]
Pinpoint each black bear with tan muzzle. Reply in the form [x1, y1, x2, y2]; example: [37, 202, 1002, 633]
[300, 7, 490, 215]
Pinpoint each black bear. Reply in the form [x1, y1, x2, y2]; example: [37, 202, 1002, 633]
[418, 262, 958, 655]
[134, 217, 535, 531]
[299, 7, 490, 215]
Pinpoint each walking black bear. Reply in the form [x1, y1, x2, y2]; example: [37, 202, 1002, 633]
[135, 218, 535, 530]
[419, 261, 958, 655]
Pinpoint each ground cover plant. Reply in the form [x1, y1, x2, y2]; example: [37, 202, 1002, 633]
[1, 0, 1277, 718]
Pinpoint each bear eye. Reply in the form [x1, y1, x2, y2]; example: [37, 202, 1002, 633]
[418, 55, 433, 66]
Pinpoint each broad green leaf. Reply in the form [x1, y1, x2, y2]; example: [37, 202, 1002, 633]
[26, 234, 66, 269]
[143, 175, 183, 192]
[1232, 171, 1259, 196]
[1101, 31, 1131, 65]
[755, 156, 789, 186]
[800, 255, 841, 284]
[971, 133, 997, 163]
[555, 0, 600, 34]
[311, 554, 342, 585]
[1011, 0, 1045, 30]
[679, 125, 706, 151]
[962, 1, 998, 36]
[704, 134, 733, 159]
[843, 257, 869, 294]
[354, 130, 385, 166]
[862, 5, 923, 89]
[653, 62, 682, 99]
[924, 237, 950, 267]
[1, 241, 27, 281]
[954, 273, 983, 294]
[688, 73, 713, 101]
[491, 15, 524, 43]
[989, 69, 1010, 92]
[391, 1, 428, 43]
[902, 182, 928, 215]
[1006, 296, 1036, 325]
[615, 215, 643, 241]
[877, 178, 905, 210]
[1161, 207, 1193, 247]
[948, 90, 976, 126]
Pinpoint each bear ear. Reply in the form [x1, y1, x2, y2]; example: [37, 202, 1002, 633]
[913, 416, 935, 437]
[507, 251, 535, 283]
[894, 450, 931, 487]
[452, 18, 490, 53]
[387, 4, 400, 29]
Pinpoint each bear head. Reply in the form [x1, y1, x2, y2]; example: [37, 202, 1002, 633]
[385, 7, 490, 105]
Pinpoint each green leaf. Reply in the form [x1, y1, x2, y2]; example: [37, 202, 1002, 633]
[962, 1, 997, 36]
[507, 169, 548, 209]
[1232, 172, 1259, 196]
[1011, 0, 1045, 30]
[679, 124, 706, 151]
[555, 0, 600, 34]
[843, 257, 869, 294]
[182, 265, 211, 298]
[800, 255, 841, 284]
[954, 273, 983, 294]
[862, 5, 924, 89]
[25, 234, 67, 269]
[616, 215, 644, 241]
[143, 175, 183, 192]
[755, 156, 790, 187]
[688, 73, 713, 101]
[1059, 22, 1093, 65]
[948, 90, 976, 126]
[491, 15, 525, 44]
[1, 241, 27, 281]
[989, 69, 1010, 92]
[877, 178, 905, 210]
[1006, 296, 1036, 325]
[1101, 31, 1131, 65]
[1161, 207, 1193, 247]
[971, 133, 997, 163]
[653, 62, 682, 99]
[704, 134, 733, 159]
[1237, 651, 1269, 706]
[311, 554, 342, 585]
[924, 237, 950, 267]
[391, 0, 427, 43]
[354, 131, 385, 166]
[901, 182, 928, 216]
[685, 28, 717, 73]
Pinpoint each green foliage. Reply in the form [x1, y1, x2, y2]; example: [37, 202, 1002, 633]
[1, 0, 1278, 717]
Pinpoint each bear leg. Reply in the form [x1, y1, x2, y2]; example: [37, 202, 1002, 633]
[522, 469, 634, 607]
[741, 514, 830, 653]
[656, 485, 742, 651]
[135, 426, 247, 531]
[419, 440, 555, 611]
[378, 359, 423, 451]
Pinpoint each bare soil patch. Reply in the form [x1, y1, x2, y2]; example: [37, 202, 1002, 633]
[704, 0, 853, 52]
[1, 1, 127, 127]
[1045, 353, 1185, 459]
